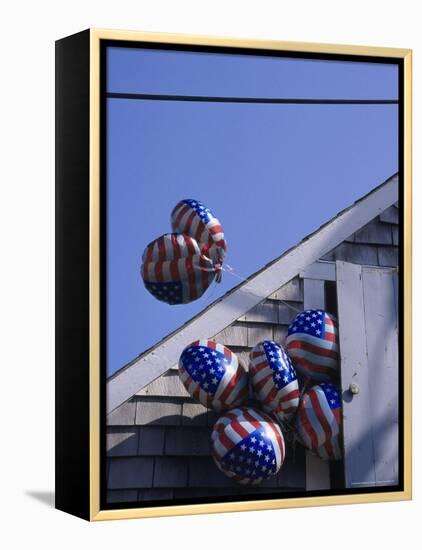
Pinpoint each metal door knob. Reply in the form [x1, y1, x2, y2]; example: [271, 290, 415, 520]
[349, 383, 360, 395]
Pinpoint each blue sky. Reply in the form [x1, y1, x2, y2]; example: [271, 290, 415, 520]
[106, 47, 398, 376]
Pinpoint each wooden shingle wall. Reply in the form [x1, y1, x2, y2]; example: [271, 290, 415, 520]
[214, 276, 303, 370]
[106, 203, 399, 502]
[321, 203, 399, 267]
[107, 379, 306, 502]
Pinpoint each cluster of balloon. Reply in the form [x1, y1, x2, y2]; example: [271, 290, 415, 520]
[178, 324, 343, 483]
[210, 407, 285, 484]
[177, 313, 342, 481]
[178, 338, 290, 485]
[286, 309, 339, 382]
[295, 383, 342, 461]
[178, 340, 248, 411]
[141, 199, 227, 305]
[249, 340, 300, 426]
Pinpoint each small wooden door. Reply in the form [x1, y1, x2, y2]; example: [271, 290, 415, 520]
[336, 260, 399, 488]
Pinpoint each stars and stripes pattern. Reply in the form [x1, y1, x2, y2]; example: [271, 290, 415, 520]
[249, 340, 299, 424]
[171, 199, 227, 267]
[141, 233, 217, 304]
[286, 309, 339, 382]
[296, 383, 342, 461]
[211, 406, 285, 484]
[178, 340, 248, 411]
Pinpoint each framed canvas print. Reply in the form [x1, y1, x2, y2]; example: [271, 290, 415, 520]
[55, 29, 412, 521]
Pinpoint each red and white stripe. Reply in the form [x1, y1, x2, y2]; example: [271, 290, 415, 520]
[171, 201, 227, 265]
[249, 343, 299, 423]
[286, 312, 339, 382]
[178, 340, 248, 411]
[211, 407, 285, 485]
[141, 234, 217, 303]
[142, 233, 201, 263]
[295, 385, 342, 461]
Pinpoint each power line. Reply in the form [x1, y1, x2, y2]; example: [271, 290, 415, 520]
[106, 92, 398, 105]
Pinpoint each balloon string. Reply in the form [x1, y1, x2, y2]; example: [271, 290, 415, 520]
[193, 262, 302, 313]
[222, 264, 302, 313]
[193, 262, 302, 314]
[299, 376, 311, 402]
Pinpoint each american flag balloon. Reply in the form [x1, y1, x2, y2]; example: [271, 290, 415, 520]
[171, 199, 227, 268]
[249, 341, 299, 425]
[296, 383, 342, 461]
[211, 406, 285, 484]
[286, 309, 339, 382]
[178, 340, 248, 411]
[141, 233, 219, 304]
